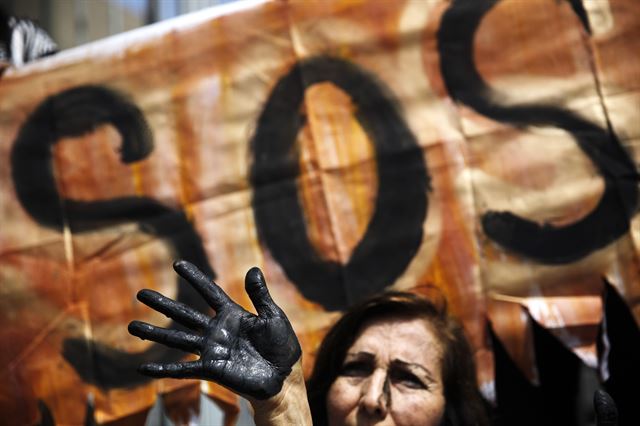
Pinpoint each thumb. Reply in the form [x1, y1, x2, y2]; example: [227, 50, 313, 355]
[245, 267, 282, 318]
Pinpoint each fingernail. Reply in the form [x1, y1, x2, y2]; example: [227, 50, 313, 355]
[127, 322, 139, 336]
[128, 321, 148, 338]
[173, 259, 186, 269]
[136, 289, 151, 301]
[246, 267, 264, 283]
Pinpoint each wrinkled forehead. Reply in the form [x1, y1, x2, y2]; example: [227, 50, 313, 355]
[349, 314, 445, 366]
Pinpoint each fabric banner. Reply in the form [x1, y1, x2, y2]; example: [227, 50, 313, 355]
[0, 0, 638, 424]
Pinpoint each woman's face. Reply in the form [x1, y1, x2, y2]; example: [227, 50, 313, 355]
[326, 316, 445, 426]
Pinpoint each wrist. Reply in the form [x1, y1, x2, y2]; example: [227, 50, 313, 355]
[249, 360, 312, 426]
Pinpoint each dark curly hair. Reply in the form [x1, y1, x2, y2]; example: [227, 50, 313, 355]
[306, 291, 489, 426]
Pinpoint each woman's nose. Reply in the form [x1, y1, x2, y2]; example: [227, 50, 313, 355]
[360, 369, 390, 418]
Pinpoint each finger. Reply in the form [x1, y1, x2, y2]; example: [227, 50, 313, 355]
[245, 267, 282, 318]
[594, 389, 618, 426]
[128, 320, 203, 354]
[137, 289, 210, 330]
[138, 360, 203, 379]
[173, 260, 231, 310]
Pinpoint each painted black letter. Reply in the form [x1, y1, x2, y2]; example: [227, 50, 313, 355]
[250, 57, 429, 310]
[438, 0, 639, 264]
[11, 85, 215, 388]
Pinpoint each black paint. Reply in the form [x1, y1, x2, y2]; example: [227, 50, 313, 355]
[130, 262, 302, 400]
[567, 0, 592, 34]
[10, 85, 216, 389]
[438, 0, 639, 264]
[250, 56, 429, 310]
[11, 85, 153, 231]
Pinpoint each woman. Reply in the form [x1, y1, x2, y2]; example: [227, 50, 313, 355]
[307, 291, 489, 426]
[128, 261, 617, 425]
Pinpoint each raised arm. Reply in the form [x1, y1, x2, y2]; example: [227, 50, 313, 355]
[128, 260, 311, 425]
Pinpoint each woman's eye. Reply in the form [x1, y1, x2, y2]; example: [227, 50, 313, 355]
[340, 361, 372, 377]
[390, 370, 426, 389]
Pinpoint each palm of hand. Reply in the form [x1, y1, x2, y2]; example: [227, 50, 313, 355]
[198, 303, 300, 399]
[129, 261, 301, 400]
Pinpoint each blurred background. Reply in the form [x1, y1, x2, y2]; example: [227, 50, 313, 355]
[0, 0, 239, 50]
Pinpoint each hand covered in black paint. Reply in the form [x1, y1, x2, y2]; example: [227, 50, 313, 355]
[128, 260, 301, 400]
[594, 389, 618, 426]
